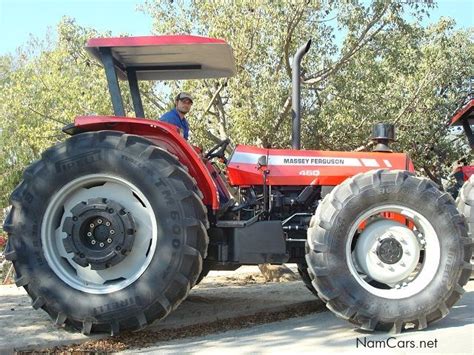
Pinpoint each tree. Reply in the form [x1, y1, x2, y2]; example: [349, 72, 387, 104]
[142, 0, 473, 180]
[308, 18, 474, 184]
[0, 18, 160, 207]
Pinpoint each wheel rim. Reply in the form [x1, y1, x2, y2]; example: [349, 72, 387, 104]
[346, 204, 440, 299]
[42, 174, 158, 294]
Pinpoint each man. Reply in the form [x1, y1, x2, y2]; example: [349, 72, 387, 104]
[161, 92, 231, 207]
[160, 92, 193, 140]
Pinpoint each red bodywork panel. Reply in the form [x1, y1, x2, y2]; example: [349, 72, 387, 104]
[227, 145, 414, 186]
[73, 116, 220, 210]
[462, 166, 474, 180]
[87, 35, 227, 48]
[454, 166, 474, 181]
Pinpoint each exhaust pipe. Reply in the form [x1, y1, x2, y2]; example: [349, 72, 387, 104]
[292, 39, 312, 150]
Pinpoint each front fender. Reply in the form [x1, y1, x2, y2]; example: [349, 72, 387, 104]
[65, 115, 220, 211]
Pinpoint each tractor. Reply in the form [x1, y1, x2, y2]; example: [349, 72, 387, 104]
[446, 80, 474, 199]
[447, 84, 474, 277]
[3, 35, 472, 335]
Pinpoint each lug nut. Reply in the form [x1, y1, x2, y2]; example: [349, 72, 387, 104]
[99, 242, 105, 247]
[90, 223, 94, 228]
[108, 208, 114, 214]
[400, 262, 406, 267]
[105, 221, 111, 227]
[404, 250, 411, 256]
[110, 230, 115, 235]
[97, 219, 103, 224]
[388, 266, 395, 272]
[107, 238, 112, 243]
[73, 216, 78, 221]
[91, 240, 96, 245]
[376, 261, 384, 267]
[87, 232, 92, 237]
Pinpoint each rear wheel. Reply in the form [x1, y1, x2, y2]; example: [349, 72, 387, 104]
[306, 170, 472, 332]
[195, 262, 212, 285]
[456, 175, 474, 278]
[3, 131, 208, 334]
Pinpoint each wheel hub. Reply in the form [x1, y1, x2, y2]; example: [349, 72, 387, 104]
[354, 219, 421, 285]
[62, 198, 136, 270]
[376, 237, 403, 264]
[84, 216, 115, 248]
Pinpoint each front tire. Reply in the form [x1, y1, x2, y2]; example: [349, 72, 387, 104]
[3, 131, 209, 334]
[306, 170, 472, 332]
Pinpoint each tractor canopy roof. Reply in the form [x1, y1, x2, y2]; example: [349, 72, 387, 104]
[450, 97, 474, 126]
[86, 35, 236, 80]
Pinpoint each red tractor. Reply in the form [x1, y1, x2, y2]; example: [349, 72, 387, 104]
[3, 36, 472, 335]
[448, 88, 474, 277]
[447, 89, 474, 198]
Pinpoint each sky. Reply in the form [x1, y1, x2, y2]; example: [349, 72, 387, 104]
[0, 0, 472, 55]
[0, 0, 152, 54]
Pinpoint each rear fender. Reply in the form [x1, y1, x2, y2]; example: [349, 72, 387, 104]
[66, 116, 219, 211]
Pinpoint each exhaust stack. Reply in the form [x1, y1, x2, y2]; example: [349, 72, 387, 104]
[372, 123, 395, 152]
[292, 40, 312, 150]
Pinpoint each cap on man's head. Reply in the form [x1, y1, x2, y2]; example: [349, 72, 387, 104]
[176, 92, 193, 103]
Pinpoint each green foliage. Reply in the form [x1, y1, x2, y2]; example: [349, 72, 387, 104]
[314, 18, 474, 183]
[0, 18, 160, 207]
[0, 18, 107, 206]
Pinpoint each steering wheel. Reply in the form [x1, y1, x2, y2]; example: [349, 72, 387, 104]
[204, 138, 231, 162]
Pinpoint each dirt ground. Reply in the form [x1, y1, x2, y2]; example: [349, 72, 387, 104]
[0, 265, 323, 353]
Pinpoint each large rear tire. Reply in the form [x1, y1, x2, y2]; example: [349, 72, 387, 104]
[3, 131, 209, 335]
[456, 175, 474, 278]
[306, 170, 472, 332]
[194, 262, 212, 285]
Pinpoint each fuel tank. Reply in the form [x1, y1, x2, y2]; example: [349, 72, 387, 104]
[226, 145, 414, 186]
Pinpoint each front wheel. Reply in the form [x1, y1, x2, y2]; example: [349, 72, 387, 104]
[306, 170, 472, 332]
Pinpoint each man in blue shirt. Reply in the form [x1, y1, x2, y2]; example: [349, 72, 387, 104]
[161, 92, 230, 206]
[160, 92, 193, 140]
